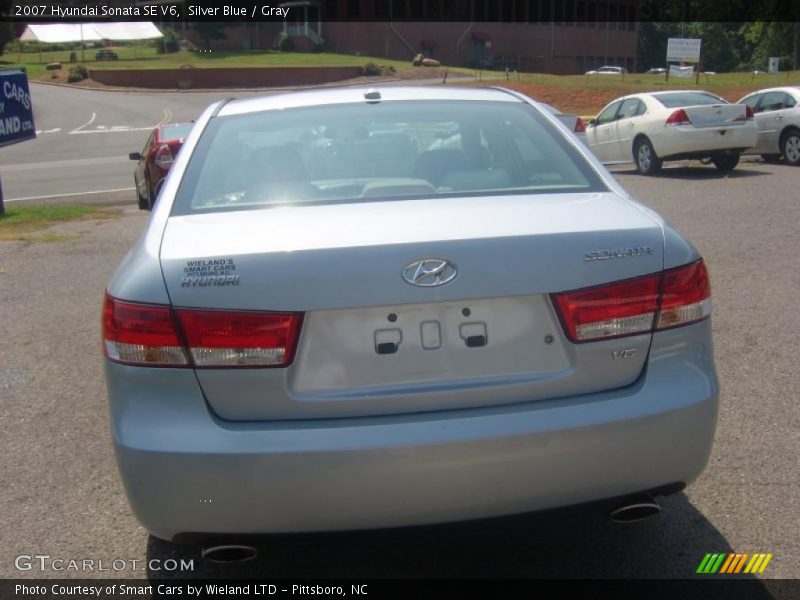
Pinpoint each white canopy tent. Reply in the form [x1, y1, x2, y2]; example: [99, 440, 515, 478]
[19, 22, 163, 62]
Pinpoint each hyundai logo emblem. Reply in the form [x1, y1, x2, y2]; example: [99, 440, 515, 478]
[402, 259, 458, 287]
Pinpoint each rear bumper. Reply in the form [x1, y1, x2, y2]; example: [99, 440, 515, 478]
[654, 124, 757, 158]
[106, 322, 718, 540]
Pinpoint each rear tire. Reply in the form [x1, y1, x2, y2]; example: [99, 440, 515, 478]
[634, 137, 662, 175]
[781, 130, 800, 166]
[146, 183, 156, 210]
[712, 151, 740, 172]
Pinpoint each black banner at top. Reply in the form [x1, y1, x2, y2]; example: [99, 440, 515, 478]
[3, 0, 800, 23]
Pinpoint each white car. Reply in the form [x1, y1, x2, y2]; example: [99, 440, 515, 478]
[586, 90, 758, 175]
[585, 65, 626, 76]
[737, 86, 800, 165]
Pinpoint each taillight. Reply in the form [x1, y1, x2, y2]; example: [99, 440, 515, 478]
[657, 260, 711, 330]
[153, 144, 173, 169]
[551, 260, 711, 343]
[665, 108, 691, 126]
[103, 294, 303, 368]
[552, 275, 660, 343]
[103, 294, 188, 366]
[176, 309, 303, 368]
[574, 116, 586, 133]
[745, 105, 754, 120]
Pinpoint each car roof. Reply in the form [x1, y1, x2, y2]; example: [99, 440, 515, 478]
[742, 86, 800, 95]
[217, 86, 523, 117]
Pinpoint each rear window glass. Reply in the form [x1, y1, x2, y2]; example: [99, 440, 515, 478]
[160, 123, 193, 142]
[171, 100, 606, 215]
[652, 92, 726, 108]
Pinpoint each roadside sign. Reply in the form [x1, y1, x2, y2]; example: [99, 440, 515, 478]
[0, 69, 36, 148]
[768, 57, 780, 73]
[669, 64, 695, 78]
[0, 68, 36, 214]
[666, 38, 702, 63]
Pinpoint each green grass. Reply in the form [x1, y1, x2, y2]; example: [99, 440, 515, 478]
[512, 70, 800, 91]
[0, 205, 112, 241]
[1, 47, 418, 80]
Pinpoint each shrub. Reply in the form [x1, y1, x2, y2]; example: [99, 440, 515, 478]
[312, 42, 326, 53]
[67, 64, 89, 83]
[362, 63, 396, 76]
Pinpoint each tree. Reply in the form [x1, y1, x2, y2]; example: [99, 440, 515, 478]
[192, 22, 227, 51]
[0, 0, 14, 56]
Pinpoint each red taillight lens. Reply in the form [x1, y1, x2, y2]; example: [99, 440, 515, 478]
[103, 294, 304, 368]
[176, 309, 303, 368]
[745, 105, 754, 120]
[574, 116, 586, 133]
[552, 275, 660, 343]
[657, 260, 711, 330]
[551, 260, 711, 343]
[154, 144, 174, 169]
[102, 294, 188, 366]
[665, 108, 691, 126]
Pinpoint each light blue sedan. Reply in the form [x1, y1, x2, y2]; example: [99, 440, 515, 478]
[103, 86, 718, 560]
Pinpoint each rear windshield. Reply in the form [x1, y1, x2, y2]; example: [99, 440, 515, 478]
[160, 123, 193, 142]
[652, 92, 726, 108]
[171, 100, 606, 215]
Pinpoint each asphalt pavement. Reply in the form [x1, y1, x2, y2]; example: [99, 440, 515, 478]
[0, 86, 798, 586]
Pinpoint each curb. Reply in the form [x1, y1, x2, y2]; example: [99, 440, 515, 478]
[30, 73, 471, 94]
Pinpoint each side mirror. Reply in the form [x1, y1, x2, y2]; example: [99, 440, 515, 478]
[129, 152, 142, 161]
[587, 119, 597, 127]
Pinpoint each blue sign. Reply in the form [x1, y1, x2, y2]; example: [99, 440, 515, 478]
[0, 69, 36, 148]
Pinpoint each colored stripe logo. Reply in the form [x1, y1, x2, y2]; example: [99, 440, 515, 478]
[697, 553, 773, 574]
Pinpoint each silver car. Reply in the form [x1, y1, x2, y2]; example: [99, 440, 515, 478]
[738, 86, 800, 165]
[103, 86, 718, 548]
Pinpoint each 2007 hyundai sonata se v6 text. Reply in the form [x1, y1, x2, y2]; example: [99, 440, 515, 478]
[103, 86, 719, 543]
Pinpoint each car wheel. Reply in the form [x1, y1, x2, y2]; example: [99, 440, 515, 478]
[781, 130, 800, 166]
[137, 189, 148, 210]
[761, 153, 781, 163]
[711, 151, 740, 172]
[634, 137, 662, 175]
[143, 182, 156, 210]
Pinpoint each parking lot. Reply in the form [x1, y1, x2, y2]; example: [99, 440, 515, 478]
[0, 85, 798, 584]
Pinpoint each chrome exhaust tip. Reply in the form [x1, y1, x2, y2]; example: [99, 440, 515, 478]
[201, 544, 258, 564]
[609, 495, 662, 523]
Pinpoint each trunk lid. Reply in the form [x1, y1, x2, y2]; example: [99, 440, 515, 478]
[683, 103, 748, 128]
[160, 192, 664, 420]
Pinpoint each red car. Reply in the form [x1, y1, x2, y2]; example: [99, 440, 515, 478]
[130, 122, 193, 210]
